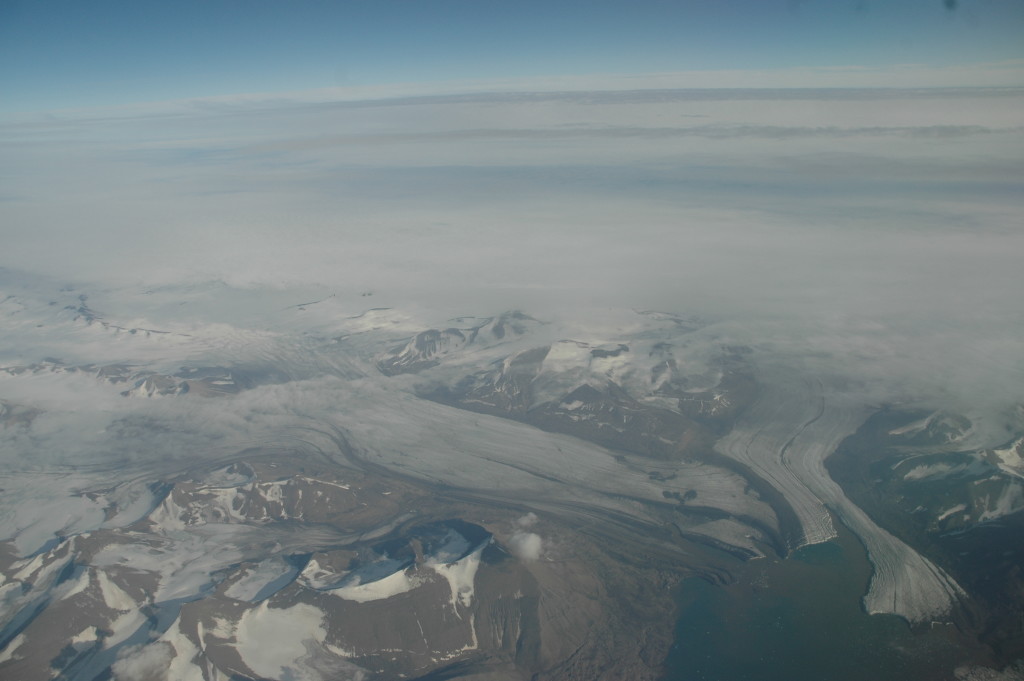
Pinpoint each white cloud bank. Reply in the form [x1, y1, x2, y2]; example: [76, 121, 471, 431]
[509, 532, 543, 562]
[0, 83, 1021, 419]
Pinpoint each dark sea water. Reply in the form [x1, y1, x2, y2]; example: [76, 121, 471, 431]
[663, 519, 986, 681]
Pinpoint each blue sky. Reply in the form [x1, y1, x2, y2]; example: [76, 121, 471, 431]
[2, 0, 1023, 112]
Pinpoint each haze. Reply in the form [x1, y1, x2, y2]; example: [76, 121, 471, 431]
[3, 84, 1023, 416]
[1, 2, 1023, 680]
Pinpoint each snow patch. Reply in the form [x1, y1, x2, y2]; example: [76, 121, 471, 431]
[937, 504, 967, 522]
[225, 557, 295, 601]
[148, 494, 188, 532]
[112, 642, 175, 681]
[297, 475, 349, 490]
[889, 414, 934, 436]
[93, 528, 244, 603]
[428, 542, 486, 612]
[71, 627, 98, 645]
[331, 567, 422, 603]
[904, 462, 962, 480]
[299, 558, 346, 590]
[106, 609, 148, 648]
[98, 570, 136, 611]
[161, 615, 205, 681]
[0, 634, 25, 663]
[325, 642, 357, 658]
[59, 567, 92, 601]
[992, 438, 1024, 478]
[235, 602, 327, 681]
[979, 483, 1024, 521]
[209, 616, 235, 639]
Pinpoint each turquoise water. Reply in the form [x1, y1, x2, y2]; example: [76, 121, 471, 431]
[663, 523, 984, 681]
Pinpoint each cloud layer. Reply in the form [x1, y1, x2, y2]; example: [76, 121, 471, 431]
[1, 85, 1022, 420]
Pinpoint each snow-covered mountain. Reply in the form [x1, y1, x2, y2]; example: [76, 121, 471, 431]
[1, 273, 1023, 680]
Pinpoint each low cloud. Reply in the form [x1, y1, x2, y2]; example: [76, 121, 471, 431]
[509, 532, 543, 562]
[516, 512, 538, 528]
[1, 84, 1021, 445]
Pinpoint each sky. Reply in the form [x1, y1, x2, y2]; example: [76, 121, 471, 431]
[2, 0, 1024, 112]
[0, 2, 1022, 415]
